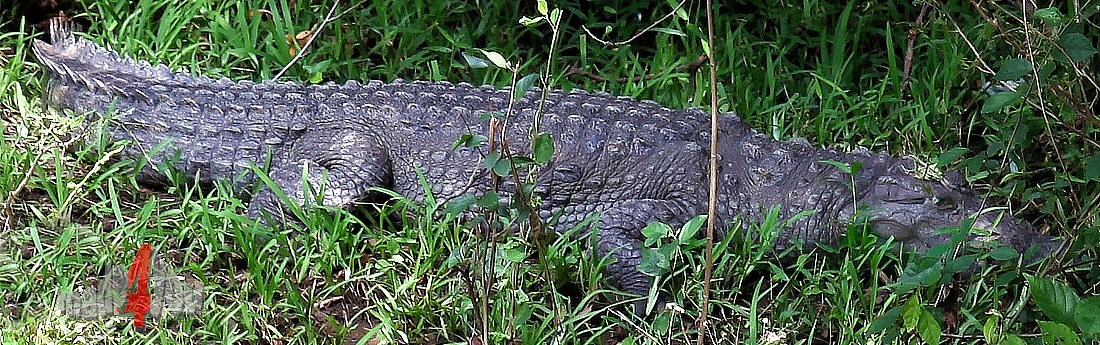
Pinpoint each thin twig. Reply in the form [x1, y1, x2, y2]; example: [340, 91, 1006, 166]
[942, 332, 1043, 339]
[273, 0, 343, 80]
[697, 0, 719, 343]
[581, 0, 689, 47]
[564, 54, 707, 83]
[900, 3, 930, 94]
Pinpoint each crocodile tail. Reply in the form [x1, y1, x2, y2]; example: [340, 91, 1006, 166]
[33, 17, 199, 101]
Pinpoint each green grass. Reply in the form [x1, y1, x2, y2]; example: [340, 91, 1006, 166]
[1, 0, 1098, 344]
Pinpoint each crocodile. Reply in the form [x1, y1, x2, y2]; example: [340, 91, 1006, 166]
[33, 20, 1056, 304]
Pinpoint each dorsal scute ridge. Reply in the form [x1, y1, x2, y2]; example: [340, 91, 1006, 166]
[40, 20, 696, 120]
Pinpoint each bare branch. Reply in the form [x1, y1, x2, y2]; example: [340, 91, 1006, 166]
[273, 0, 356, 80]
[582, 0, 689, 47]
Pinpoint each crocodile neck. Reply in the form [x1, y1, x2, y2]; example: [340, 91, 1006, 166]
[716, 121, 899, 246]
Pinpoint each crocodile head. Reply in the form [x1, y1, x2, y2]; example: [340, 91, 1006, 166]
[843, 161, 1059, 260]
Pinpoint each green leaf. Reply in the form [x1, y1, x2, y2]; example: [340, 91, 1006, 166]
[989, 246, 1020, 261]
[514, 73, 539, 101]
[444, 245, 468, 268]
[513, 303, 532, 326]
[479, 49, 512, 70]
[982, 314, 998, 343]
[484, 151, 500, 170]
[995, 58, 1031, 81]
[1034, 7, 1064, 25]
[650, 27, 685, 36]
[867, 306, 903, 333]
[532, 132, 555, 164]
[1085, 154, 1100, 182]
[508, 156, 535, 167]
[641, 222, 671, 246]
[518, 16, 545, 27]
[1027, 274, 1080, 328]
[1004, 335, 1026, 345]
[478, 111, 503, 122]
[1040, 321, 1083, 345]
[945, 254, 979, 273]
[639, 248, 670, 276]
[652, 312, 672, 336]
[1075, 296, 1100, 336]
[678, 215, 707, 242]
[452, 133, 488, 149]
[484, 152, 511, 176]
[981, 92, 1021, 113]
[658, 242, 678, 256]
[936, 147, 969, 167]
[917, 308, 942, 345]
[537, 0, 548, 15]
[903, 296, 921, 330]
[476, 190, 500, 209]
[462, 52, 490, 69]
[502, 246, 526, 263]
[492, 158, 511, 176]
[1058, 32, 1097, 62]
[548, 8, 562, 26]
[897, 261, 943, 292]
[444, 194, 477, 216]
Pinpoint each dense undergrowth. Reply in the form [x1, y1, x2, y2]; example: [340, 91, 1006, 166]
[0, 0, 1097, 343]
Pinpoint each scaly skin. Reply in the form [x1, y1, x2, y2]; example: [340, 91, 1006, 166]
[33, 20, 1056, 306]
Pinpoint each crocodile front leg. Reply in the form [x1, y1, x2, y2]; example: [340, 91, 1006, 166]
[248, 130, 391, 227]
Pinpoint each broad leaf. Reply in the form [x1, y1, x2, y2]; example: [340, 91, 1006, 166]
[502, 245, 526, 263]
[532, 132, 555, 164]
[639, 248, 670, 276]
[945, 254, 979, 273]
[479, 49, 512, 70]
[1033, 7, 1064, 25]
[443, 194, 477, 216]
[917, 308, 941, 345]
[1039, 321, 1083, 345]
[492, 158, 511, 176]
[476, 190, 500, 210]
[537, 0, 548, 15]
[981, 92, 1021, 113]
[1058, 32, 1097, 62]
[867, 306, 903, 333]
[936, 147, 968, 167]
[989, 246, 1020, 261]
[462, 52, 490, 69]
[903, 296, 921, 330]
[513, 73, 539, 101]
[995, 58, 1031, 81]
[896, 261, 943, 292]
[679, 215, 708, 242]
[1027, 274, 1080, 328]
[1075, 296, 1100, 336]
[452, 133, 488, 149]
[1085, 153, 1100, 182]
[641, 222, 671, 246]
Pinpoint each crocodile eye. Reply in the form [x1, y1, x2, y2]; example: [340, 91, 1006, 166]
[933, 196, 957, 210]
[896, 197, 926, 205]
[553, 163, 582, 182]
